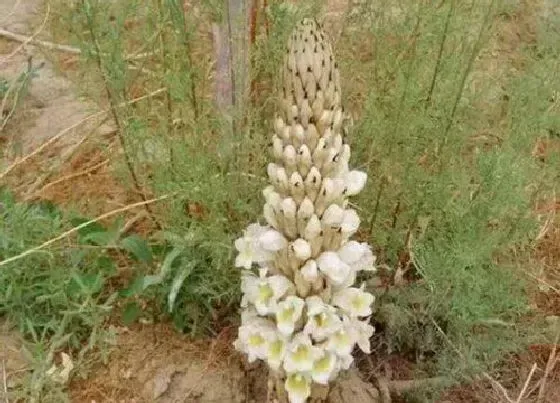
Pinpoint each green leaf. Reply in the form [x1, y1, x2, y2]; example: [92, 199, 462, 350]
[69, 272, 104, 296]
[120, 235, 152, 263]
[119, 276, 145, 297]
[81, 230, 117, 246]
[122, 302, 142, 326]
[140, 246, 185, 290]
[168, 263, 194, 313]
[70, 218, 106, 238]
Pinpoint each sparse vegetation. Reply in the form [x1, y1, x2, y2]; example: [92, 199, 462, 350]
[1, 0, 559, 402]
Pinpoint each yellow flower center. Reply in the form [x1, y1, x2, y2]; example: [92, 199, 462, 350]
[314, 313, 327, 328]
[352, 295, 365, 310]
[248, 334, 265, 347]
[292, 345, 310, 362]
[313, 355, 332, 372]
[286, 373, 308, 391]
[258, 284, 273, 303]
[269, 339, 283, 358]
[278, 306, 295, 322]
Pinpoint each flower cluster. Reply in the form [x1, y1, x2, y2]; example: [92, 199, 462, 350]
[233, 19, 376, 403]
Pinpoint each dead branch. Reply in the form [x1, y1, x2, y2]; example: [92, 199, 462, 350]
[0, 88, 166, 182]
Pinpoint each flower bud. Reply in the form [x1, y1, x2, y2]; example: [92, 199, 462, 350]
[300, 99, 311, 128]
[274, 117, 285, 137]
[272, 135, 284, 161]
[300, 259, 318, 282]
[283, 145, 297, 171]
[276, 167, 289, 193]
[296, 197, 314, 235]
[292, 238, 312, 261]
[312, 138, 328, 168]
[305, 124, 319, 152]
[322, 204, 344, 227]
[294, 270, 311, 297]
[304, 167, 322, 202]
[297, 145, 312, 177]
[289, 172, 305, 204]
[304, 214, 321, 241]
[343, 170, 367, 196]
[281, 197, 298, 239]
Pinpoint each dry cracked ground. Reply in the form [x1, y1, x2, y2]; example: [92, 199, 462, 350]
[1, 0, 560, 402]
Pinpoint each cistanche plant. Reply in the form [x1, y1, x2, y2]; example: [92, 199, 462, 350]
[233, 18, 377, 402]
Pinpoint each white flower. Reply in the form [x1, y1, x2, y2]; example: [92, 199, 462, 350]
[276, 296, 305, 336]
[241, 268, 293, 315]
[311, 351, 338, 384]
[235, 223, 271, 269]
[343, 170, 367, 196]
[300, 259, 318, 282]
[259, 229, 288, 252]
[291, 238, 311, 261]
[234, 316, 277, 362]
[336, 353, 354, 371]
[316, 252, 351, 286]
[341, 209, 360, 235]
[338, 241, 376, 272]
[347, 317, 375, 354]
[303, 214, 322, 241]
[303, 296, 342, 341]
[267, 335, 288, 371]
[331, 287, 374, 317]
[322, 204, 345, 226]
[325, 324, 355, 357]
[283, 333, 322, 373]
[285, 373, 311, 403]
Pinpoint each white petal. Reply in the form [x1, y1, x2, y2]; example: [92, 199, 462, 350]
[267, 337, 288, 371]
[341, 209, 360, 234]
[316, 252, 351, 285]
[331, 288, 374, 317]
[276, 296, 305, 336]
[281, 198, 297, 217]
[344, 170, 367, 196]
[350, 318, 375, 354]
[268, 275, 294, 299]
[283, 333, 321, 373]
[300, 260, 318, 282]
[263, 203, 278, 228]
[326, 327, 355, 357]
[235, 252, 252, 269]
[297, 197, 314, 217]
[337, 241, 367, 265]
[259, 229, 288, 251]
[246, 223, 268, 238]
[322, 204, 345, 226]
[303, 215, 322, 241]
[311, 351, 337, 384]
[285, 373, 311, 403]
[292, 238, 311, 261]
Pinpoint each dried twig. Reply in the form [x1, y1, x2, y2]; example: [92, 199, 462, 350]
[0, 29, 155, 60]
[431, 317, 514, 402]
[0, 194, 175, 268]
[1, 357, 7, 403]
[515, 363, 538, 403]
[0, 110, 106, 181]
[35, 159, 110, 194]
[537, 328, 560, 402]
[0, 88, 166, 182]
